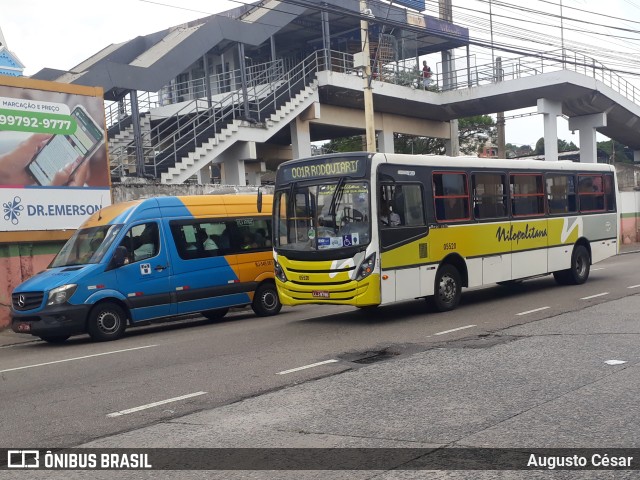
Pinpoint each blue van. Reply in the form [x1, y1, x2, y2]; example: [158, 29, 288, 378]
[11, 194, 280, 343]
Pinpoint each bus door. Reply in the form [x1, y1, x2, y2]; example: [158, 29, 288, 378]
[378, 172, 430, 303]
[115, 221, 174, 322]
[509, 173, 548, 279]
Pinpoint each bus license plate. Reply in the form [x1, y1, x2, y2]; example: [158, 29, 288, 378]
[312, 290, 330, 299]
[17, 323, 31, 332]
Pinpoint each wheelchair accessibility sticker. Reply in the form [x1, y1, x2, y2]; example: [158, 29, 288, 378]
[342, 233, 359, 247]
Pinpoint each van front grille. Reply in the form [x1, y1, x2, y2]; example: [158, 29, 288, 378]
[12, 292, 44, 311]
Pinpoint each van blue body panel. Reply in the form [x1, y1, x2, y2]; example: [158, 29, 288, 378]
[10, 194, 277, 340]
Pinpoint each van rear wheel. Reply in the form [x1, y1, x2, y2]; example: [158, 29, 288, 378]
[202, 308, 229, 321]
[252, 283, 282, 317]
[87, 302, 127, 342]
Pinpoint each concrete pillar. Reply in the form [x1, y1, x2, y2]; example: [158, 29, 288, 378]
[196, 164, 212, 184]
[537, 98, 562, 161]
[219, 141, 256, 185]
[290, 116, 311, 159]
[445, 119, 459, 156]
[377, 129, 394, 153]
[246, 161, 266, 186]
[568, 113, 607, 163]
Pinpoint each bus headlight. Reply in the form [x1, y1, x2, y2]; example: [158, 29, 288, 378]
[274, 261, 288, 282]
[355, 253, 376, 281]
[47, 284, 77, 306]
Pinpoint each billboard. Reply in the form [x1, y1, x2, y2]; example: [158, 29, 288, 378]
[0, 77, 111, 238]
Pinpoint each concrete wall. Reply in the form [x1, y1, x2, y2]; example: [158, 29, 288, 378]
[621, 191, 640, 245]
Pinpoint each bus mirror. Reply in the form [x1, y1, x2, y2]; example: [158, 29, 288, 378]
[257, 188, 263, 213]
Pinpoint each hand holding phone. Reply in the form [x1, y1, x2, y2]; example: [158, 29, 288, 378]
[26, 105, 104, 186]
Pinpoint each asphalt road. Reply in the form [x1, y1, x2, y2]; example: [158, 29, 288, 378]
[1, 252, 639, 449]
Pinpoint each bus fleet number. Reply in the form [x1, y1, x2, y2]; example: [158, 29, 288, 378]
[443, 242, 457, 251]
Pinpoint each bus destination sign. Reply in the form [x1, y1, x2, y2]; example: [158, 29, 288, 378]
[279, 157, 366, 183]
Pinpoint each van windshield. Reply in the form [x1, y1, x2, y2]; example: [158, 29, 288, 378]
[51, 224, 123, 268]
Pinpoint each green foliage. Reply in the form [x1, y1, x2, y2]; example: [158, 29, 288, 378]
[533, 138, 578, 155]
[318, 115, 495, 156]
[597, 140, 633, 163]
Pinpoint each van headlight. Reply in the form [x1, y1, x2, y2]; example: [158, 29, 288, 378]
[47, 284, 77, 305]
[274, 261, 288, 282]
[355, 253, 376, 281]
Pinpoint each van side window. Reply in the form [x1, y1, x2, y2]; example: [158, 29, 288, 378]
[170, 218, 272, 260]
[231, 218, 272, 253]
[119, 223, 159, 263]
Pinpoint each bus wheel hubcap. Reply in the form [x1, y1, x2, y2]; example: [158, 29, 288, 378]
[439, 276, 456, 302]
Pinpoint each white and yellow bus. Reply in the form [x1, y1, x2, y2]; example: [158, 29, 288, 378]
[272, 153, 618, 311]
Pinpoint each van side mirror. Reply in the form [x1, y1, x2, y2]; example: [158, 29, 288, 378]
[257, 188, 263, 213]
[111, 246, 129, 269]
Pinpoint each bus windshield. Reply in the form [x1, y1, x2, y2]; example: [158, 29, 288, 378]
[50, 224, 123, 268]
[275, 181, 370, 252]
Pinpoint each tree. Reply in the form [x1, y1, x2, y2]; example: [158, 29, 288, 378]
[597, 140, 633, 163]
[533, 138, 578, 155]
[319, 115, 496, 155]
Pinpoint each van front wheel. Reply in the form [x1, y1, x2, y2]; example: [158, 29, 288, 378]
[252, 283, 282, 317]
[87, 302, 127, 342]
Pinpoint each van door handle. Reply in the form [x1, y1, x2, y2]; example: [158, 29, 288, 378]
[155, 264, 168, 271]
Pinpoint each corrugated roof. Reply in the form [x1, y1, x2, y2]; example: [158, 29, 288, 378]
[130, 24, 203, 68]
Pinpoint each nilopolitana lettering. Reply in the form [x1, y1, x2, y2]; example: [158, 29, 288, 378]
[496, 224, 548, 244]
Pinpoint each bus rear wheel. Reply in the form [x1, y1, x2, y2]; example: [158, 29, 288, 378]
[252, 283, 282, 317]
[433, 264, 462, 312]
[553, 245, 590, 285]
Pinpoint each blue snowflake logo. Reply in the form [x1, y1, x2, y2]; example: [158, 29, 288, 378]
[3, 196, 24, 225]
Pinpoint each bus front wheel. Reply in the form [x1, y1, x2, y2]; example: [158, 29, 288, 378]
[553, 245, 590, 285]
[433, 264, 462, 312]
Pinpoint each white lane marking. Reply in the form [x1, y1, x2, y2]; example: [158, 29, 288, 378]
[276, 359, 339, 375]
[0, 345, 158, 374]
[604, 360, 627, 366]
[628, 285, 640, 289]
[516, 306, 550, 316]
[591, 267, 605, 271]
[434, 325, 476, 336]
[581, 292, 610, 300]
[107, 391, 207, 418]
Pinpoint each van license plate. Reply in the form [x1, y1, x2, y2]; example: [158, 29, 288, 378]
[17, 323, 31, 332]
[312, 290, 330, 298]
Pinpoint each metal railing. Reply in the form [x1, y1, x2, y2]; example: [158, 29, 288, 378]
[109, 52, 329, 179]
[434, 48, 640, 104]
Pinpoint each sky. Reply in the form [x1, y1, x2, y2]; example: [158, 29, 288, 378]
[2, 0, 639, 150]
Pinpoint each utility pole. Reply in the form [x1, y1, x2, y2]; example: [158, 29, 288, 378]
[360, 0, 376, 152]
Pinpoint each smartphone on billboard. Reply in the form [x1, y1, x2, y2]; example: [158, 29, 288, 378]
[27, 105, 104, 186]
